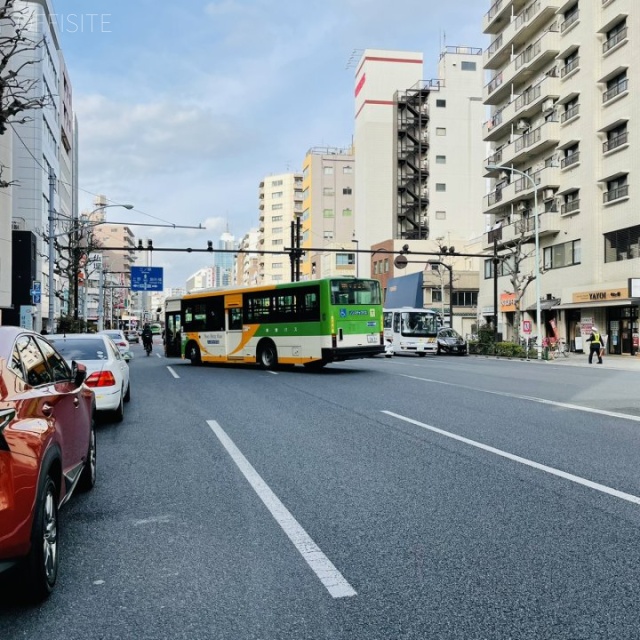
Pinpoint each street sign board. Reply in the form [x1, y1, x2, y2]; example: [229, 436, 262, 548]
[523, 320, 532, 334]
[131, 267, 163, 292]
[32, 280, 41, 292]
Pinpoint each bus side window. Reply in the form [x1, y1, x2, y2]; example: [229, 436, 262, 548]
[393, 313, 400, 333]
[228, 308, 243, 331]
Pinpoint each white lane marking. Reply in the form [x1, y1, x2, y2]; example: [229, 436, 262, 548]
[382, 410, 640, 506]
[133, 515, 171, 526]
[206, 420, 356, 599]
[399, 374, 640, 423]
[156, 352, 162, 358]
[267, 370, 278, 375]
[167, 366, 180, 379]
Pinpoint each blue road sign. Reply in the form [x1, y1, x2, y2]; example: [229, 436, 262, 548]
[131, 267, 164, 292]
[31, 292, 41, 304]
[32, 280, 41, 292]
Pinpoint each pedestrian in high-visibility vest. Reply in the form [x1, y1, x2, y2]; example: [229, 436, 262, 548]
[586, 327, 603, 364]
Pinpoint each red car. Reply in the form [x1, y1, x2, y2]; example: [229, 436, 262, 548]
[0, 327, 96, 600]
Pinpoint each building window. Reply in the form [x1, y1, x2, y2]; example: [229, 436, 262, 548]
[342, 208, 352, 216]
[272, 239, 283, 245]
[271, 179, 283, 187]
[384, 258, 389, 272]
[603, 174, 628, 203]
[272, 203, 283, 210]
[561, 97, 579, 123]
[323, 166, 334, 175]
[432, 289, 442, 303]
[435, 211, 446, 220]
[436, 99, 446, 107]
[436, 155, 446, 164]
[272, 227, 283, 234]
[543, 239, 581, 269]
[452, 291, 478, 306]
[603, 20, 627, 54]
[271, 215, 283, 222]
[323, 187, 334, 196]
[561, 190, 580, 215]
[272, 275, 283, 282]
[603, 123, 628, 153]
[436, 127, 446, 136]
[272, 191, 283, 199]
[435, 183, 446, 192]
[323, 230, 334, 240]
[561, 3, 579, 32]
[461, 61, 476, 71]
[343, 166, 353, 174]
[343, 187, 352, 195]
[603, 71, 628, 103]
[272, 262, 283, 269]
[561, 49, 580, 77]
[323, 209, 334, 218]
[561, 144, 580, 169]
[604, 225, 640, 262]
[374, 261, 379, 275]
[336, 253, 355, 266]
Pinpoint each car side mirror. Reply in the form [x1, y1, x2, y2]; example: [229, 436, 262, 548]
[123, 352, 132, 362]
[72, 361, 87, 387]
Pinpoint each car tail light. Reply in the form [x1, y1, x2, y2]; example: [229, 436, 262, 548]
[85, 371, 117, 388]
[0, 408, 16, 451]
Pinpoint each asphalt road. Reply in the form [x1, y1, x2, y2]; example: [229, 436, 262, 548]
[2, 348, 640, 639]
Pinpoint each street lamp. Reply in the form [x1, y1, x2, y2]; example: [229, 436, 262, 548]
[427, 260, 453, 329]
[485, 164, 541, 360]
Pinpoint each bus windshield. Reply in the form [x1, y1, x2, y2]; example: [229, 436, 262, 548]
[400, 311, 438, 337]
[330, 279, 381, 305]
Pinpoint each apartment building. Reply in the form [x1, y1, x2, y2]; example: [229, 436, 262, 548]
[300, 146, 356, 279]
[353, 47, 485, 333]
[235, 228, 260, 287]
[481, 0, 639, 354]
[186, 267, 214, 293]
[258, 172, 303, 284]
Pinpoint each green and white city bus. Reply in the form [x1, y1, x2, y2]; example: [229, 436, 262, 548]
[164, 277, 384, 369]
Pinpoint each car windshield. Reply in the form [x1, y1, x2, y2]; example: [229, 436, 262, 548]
[47, 338, 109, 361]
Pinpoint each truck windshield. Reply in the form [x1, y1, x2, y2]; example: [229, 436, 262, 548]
[400, 312, 438, 337]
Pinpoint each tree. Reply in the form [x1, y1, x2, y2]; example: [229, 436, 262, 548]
[494, 217, 538, 345]
[0, 0, 50, 184]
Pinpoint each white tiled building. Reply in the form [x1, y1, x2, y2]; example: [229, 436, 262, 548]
[481, 0, 639, 354]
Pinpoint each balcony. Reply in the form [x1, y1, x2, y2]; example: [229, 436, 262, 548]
[560, 103, 579, 124]
[484, 0, 562, 69]
[561, 152, 580, 169]
[483, 0, 509, 35]
[483, 211, 561, 250]
[560, 10, 579, 33]
[560, 56, 579, 79]
[603, 27, 627, 55]
[603, 184, 629, 204]
[502, 118, 560, 165]
[603, 131, 628, 154]
[603, 79, 628, 104]
[484, 74, 560, 141]
[561, 199, 580, 215]
[484, 29, 560, 105]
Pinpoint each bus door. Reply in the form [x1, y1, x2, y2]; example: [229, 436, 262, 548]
[225, 294, 245, 360]
[164, 310, 182, 357]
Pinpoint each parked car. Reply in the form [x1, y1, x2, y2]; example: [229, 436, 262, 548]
[47, 333, 131, 421]
[0, 327, 96, 600]
[126, 329, 139, 343]
[99, 329, 131, 357]
[436, 328, 468, 355]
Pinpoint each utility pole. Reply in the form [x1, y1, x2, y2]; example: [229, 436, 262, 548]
[47, 168, 56, 333]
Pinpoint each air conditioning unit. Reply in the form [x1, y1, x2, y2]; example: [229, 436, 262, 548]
[516, 201, 528, 212]
[542, 188, 555, 201]
[499, 170, 510, 181]
[542, 99, 555, 113]
[516, 119, 530, 131]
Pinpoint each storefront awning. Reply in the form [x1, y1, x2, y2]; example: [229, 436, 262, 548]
[554, 299, 634, 310]
[526, 299, 561, 311]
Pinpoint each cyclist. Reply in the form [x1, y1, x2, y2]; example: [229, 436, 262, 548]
[141, 323, 153, 354]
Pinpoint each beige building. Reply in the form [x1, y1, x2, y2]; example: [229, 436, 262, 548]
[258, 172, 303, 284]
[482, 0, 639, 354]
[353, 47, 485, 333]
[300, 146, 356, 279]
[236, 228, 261, 286]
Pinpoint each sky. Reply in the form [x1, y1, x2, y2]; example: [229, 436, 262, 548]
[54, 0, 488, 289]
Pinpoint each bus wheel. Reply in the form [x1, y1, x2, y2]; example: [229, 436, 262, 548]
[258, 340, 278, 370]
[188, 343, 202, 365]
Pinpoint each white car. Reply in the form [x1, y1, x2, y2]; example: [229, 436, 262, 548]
[47, 333, 131, 422]
[99, 329, 131, 357]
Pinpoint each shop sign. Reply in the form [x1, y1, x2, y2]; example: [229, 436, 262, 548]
[629, 278, 640, 298]
[572, 288, 626, 303]
[500, 292, 517, 312]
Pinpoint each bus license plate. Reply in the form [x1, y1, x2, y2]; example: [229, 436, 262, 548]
[367, 335, 377, 343]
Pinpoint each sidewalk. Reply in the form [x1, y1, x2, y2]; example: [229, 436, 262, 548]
[528, 352, 640, 372]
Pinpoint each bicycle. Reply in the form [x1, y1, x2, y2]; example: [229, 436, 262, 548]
[550, 339, 570, 359]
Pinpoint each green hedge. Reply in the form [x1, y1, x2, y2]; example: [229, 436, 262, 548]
[468, 341, 530, 359]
